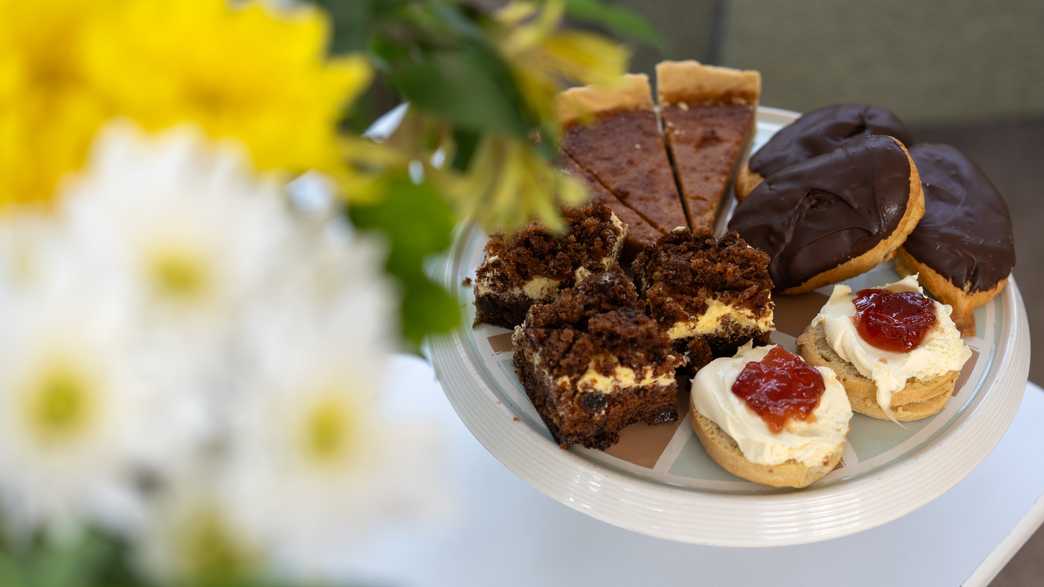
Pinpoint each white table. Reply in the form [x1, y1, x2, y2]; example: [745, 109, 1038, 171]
[349, 356, 1043, 587]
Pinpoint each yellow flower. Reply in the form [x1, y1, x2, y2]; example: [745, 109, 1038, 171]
[493, 0, 629, 132]
[0, 0, 115, 209]
[82, 0, 370, 190]
[433, 0, 628, 232]
[298, 392, 362, 468]
[442, 137, 588, 233]
[0, 0, 371, 211]
[22, 357, 102, 449]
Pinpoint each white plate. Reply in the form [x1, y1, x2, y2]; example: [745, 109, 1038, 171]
[428, 107, 1031, 546]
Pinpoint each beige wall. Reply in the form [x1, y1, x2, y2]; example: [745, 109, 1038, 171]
[618, 0, 1044, 123]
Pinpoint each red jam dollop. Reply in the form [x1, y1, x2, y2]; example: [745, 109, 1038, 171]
[852, 288, 937, 353]
[730, 347, 825, 433]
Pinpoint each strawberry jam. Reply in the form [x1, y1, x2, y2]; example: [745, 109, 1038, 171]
[852, 288, 937, 352]
[731, 347, 825, 433]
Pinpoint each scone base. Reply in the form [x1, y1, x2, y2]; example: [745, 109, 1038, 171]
[513, 350, 679, 450]
[690, 411, 843, 489]
[797, 323, 959, 422]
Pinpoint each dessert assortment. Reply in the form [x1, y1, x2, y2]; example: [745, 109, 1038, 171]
[470, 60, 1016, 489]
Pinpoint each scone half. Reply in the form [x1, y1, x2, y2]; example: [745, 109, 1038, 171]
[691, 412, 843, 489]
[689, 344, 852, 489]
[797, 323, 959, 421]
[796, 275, 972, 422]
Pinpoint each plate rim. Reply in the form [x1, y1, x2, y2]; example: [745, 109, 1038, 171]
[428, 106, 1031, 546]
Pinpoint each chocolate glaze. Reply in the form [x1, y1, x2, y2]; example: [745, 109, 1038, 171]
[729, 134, 911, 290]
[904, 144, 1014, 291]
[749, 104, 912, 178]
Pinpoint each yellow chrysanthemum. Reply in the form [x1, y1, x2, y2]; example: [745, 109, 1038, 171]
[0, 0, 371, 211]
[82, 0, 370, 189]
[0, 0, 116, 209]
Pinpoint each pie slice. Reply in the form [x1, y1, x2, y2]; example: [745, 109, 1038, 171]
[656, 61, 761, 232]
[560, 154, 663, 259]
[557, 74, 688, 234]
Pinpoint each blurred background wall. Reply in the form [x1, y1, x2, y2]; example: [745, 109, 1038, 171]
[616, 2, 1043, 583]
[630, 0, 1044, 123]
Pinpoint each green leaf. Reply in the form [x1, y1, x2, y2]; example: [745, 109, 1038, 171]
[388, 46, 532, 137]
[449, 127, 481, 172]
[313, 0, 411, 54]
[351, 173, 455, 272]
[0, 530, 138, 587]
[399, 274, 462, 348]
[349, 173, 461, 348]
[563, 0, 663, 48]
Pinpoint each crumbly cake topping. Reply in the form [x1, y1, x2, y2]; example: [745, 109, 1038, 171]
[522, 271, 678, 378]
[632, 229, 773, 327]
[476, 203, 622, 291]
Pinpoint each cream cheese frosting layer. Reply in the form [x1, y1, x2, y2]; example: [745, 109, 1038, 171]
[667, 298, 774, 340]
[690, 343, 852, 467]
[812, 274, 971, 411]
[524, 344, 677, 396]
[571, 361, 676, 394]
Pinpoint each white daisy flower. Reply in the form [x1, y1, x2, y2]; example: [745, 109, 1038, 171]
[59, 122, 294, 366]
[218, 238, 438, 582]
[0, 274, 148, 538]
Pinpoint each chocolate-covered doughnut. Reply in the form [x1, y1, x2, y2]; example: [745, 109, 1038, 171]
[895, 144, 1014, 334]
[903, 144, 1014, 291]
[751, 104, 912, 177]
[736, 104, 911, 199]
[729, 133, 923, 293]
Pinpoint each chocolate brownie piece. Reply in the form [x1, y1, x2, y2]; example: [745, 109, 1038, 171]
[513, 270, 685, 449]
[474, 203, 626, 328]
[632, 228, 774, 367]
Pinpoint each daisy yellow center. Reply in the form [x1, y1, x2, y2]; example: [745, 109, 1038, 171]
[301, 395, 359, 466]
[147, 246, 211, 301]
[177, 509, 252, 581]
[26, 364, 97, 446]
